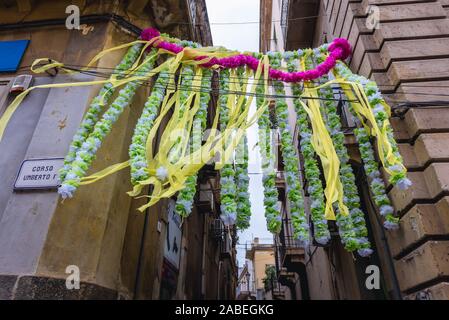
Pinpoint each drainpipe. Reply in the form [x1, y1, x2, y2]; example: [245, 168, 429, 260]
[373, 209, 403, 300]
[201, 210, 208, 298]
[133, 205, 151, 299]
[358, 168, 402, 300]
[217, 260, 223, 299]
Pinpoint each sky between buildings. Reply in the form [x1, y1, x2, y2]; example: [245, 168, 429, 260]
[205, 0, 274, 266]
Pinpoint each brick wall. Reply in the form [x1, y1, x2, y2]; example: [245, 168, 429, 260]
[322, 0, 449, 298]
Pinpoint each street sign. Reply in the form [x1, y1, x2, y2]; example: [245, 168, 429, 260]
[14, 158, 64, 190]
[164, 199, 182, 270]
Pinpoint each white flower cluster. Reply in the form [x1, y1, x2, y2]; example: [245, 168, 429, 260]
[285, 51, 329, 246]
[314, 50, 373, 256]
[335, 62, 411, 191]
[59, 43, 143, 183]
[175, 69, 212, 218]
[270, 53, 309, 246]
[58, 50, 155, 199]
[219, 69, 238, 226]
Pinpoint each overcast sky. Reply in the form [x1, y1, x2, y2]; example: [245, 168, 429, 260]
[205, 0, 274, 266]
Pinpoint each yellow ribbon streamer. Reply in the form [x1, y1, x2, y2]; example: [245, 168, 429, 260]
[0, 41, 162, 144]
[299, 55, 348, 220]
[130, 55, 268, 211]
[331, 71, 405, 176]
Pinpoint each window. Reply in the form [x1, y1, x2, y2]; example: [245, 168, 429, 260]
[0, 78, 12, 117]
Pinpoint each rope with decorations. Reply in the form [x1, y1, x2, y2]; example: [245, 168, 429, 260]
[0, 28, 412, 258]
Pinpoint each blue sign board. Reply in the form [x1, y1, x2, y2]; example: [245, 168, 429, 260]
[0, 40, 30, 72]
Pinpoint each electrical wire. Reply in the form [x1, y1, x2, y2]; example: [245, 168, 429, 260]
[19, 61, 449, 88]
[177, 15, 327, 26]
[29, 64, 359, 102]
[21, 63, 449, 93]
[17, 64, 449, 105]
[70, 67, 449, 104]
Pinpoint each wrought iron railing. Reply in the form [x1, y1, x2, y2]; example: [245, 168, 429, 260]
[275, 215, 305, 272]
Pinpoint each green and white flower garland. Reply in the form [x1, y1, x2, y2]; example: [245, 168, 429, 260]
[269, 52, 309, 245]
[285, 51, 330, 246]
[334, 62, 402, 230]
[314, 50, 373, 256]
[175, 69, 212, 217]
[129, 69, 170, 185]
[219, 69, 238, 226]
[335, 62, 411, 191]
[130, 39, 202, 189]
[254, 53, 281, 234]
[58, 52, 156, 199]
[354, 128, 399, 229]
[235, 134, 251, 229]
[59, 43, 143, 183]
[234, 67, 251, 230]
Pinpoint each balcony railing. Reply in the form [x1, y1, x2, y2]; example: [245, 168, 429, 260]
[275, 217, 305, 271]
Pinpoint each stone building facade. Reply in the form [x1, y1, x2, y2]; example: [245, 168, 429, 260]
[0, 0, 237, 300]
[261, 0, 449, 299]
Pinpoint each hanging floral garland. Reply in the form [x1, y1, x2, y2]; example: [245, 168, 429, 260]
[58, 53, 158, 199]
[129, 68, 169, 185]
[175, 70, 212, 217]
[175, 69, 212, 217]
[130, 39, 203, 192]
[234, 134, 251, 229]
[334, 62, 411, 191]
[333, 62, 403, 230]
[59, 43, 144, 184]
[354, 127, 399, 230]
[234, 67, 252, 230]
[219, 69, 238, 226]
[0, 28, 412, 257]
[285, 51, 329, 246]
[254, 58, 282, 234]
[269, 52, 310, 245]
[313, 50, 373, 256]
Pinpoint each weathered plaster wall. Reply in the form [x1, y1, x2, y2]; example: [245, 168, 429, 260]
[0, 0, 213, 299]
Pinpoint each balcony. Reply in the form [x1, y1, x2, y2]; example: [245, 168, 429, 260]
[274, 210, 310, 299]
[274, 199, 305, 272]
[197, 166, 220, 214]
[276, 232, 305, 269]
[277, 267, 297, 291]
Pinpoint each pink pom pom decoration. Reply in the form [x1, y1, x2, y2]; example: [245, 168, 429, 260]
[140, 28, 352, 83]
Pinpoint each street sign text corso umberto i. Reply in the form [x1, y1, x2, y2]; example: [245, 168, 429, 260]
[14, 158, 64, 190]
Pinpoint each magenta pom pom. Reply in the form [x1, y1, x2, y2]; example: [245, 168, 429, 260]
[140, 28, 160, 41]
[140, 28, 352, 83]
